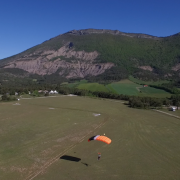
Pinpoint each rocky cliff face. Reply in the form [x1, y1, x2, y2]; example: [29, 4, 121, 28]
[4, 44, 114, 78]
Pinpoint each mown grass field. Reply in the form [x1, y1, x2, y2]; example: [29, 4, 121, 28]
[1, 96, 180, 180]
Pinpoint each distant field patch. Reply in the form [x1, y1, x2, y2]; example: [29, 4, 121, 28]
[129, 75, 170, 85]
[63, 80, 88, 88]
[109, 80, 139, 95]
[140, 86, 171, 96]
[77, 83, 109, 92]
[109, 79, 171, 97]
[139, 89, 171, 98]
[105, 84, 118, 94]
[66, 82, 78, 88]
[63, 79, 171, 98]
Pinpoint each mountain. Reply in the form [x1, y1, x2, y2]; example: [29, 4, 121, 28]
[1, 29, 180, 82]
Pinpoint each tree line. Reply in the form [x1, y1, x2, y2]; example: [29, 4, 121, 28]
[1, 82, 180, 110]
[57, 87, 177, 109]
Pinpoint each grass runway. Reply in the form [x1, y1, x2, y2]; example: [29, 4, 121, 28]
[0, 96, 180, 180]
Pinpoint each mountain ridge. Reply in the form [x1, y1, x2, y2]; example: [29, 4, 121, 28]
[65, 29, 159, 39]
[1, 28, 180, 81]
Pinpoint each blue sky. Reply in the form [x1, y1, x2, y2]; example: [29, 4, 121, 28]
[0, 0, 180, 59]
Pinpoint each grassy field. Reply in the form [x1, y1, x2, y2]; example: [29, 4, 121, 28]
[159, 106, 180, 117]
[77, 83, 109, 92]
[61, 80, 88, 88]
[138, 86, 172, 98]
[63, 79, 172, 97]
[74, 79, 172, 97]
[0, 96, 180, 180]
[109, 80, 140, 96]
[109, 79, 171, 98]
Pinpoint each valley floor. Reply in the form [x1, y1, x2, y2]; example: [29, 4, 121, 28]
[0, 96, 180, 180]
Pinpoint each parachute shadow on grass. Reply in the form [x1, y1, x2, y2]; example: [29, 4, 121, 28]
[60, 155, 81, 162]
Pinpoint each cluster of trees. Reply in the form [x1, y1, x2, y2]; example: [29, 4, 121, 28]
[132, 69, 168, 81]
[1, 94, 17, 101]
[171, 95, 180, 109]
[128, 96, 170, 109]
[71, 33, 180, 73]
[86, 66, 129, 83]
[150, 84, 180, 94]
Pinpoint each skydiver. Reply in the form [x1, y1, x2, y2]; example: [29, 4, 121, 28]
[97, 153, 101, 160]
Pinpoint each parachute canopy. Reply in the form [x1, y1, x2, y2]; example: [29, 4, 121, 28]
[88, 135, 111, 144]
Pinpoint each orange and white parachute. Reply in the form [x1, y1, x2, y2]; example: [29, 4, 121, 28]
[88, 135, 111, 144]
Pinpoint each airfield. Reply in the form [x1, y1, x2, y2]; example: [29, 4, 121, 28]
[0, 95, 180, 180]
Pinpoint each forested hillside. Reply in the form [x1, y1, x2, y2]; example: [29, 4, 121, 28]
[0, 29, 180, 83]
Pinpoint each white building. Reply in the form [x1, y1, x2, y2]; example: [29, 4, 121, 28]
[49, 90, 58, 94]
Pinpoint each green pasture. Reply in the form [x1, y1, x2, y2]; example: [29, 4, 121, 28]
[105, 84, 117, 94]
[109, 79, 171, 98]
[63, 79, 171, 97]
[139, 86, 171, 98]
[77, 83, 109, 92]
[109, 79, 139, 96]
[63, 80, 88, 88]
[1, 96, 180, 180]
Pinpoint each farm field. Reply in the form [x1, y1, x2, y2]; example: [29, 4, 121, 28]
[109, 80, 140, 96]
[0, 96, 180, 180]
[63, 79, 172, 97]
[138, 86, 171, 98]
[109, 80, 171, 98]
[65, 80, 88, 88]
[77, 83, 109, 92]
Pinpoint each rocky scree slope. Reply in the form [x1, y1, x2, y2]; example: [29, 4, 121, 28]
[2, 43, 114, 78]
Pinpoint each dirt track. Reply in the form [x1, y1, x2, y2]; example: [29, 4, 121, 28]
[153, 109, 180, 119]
